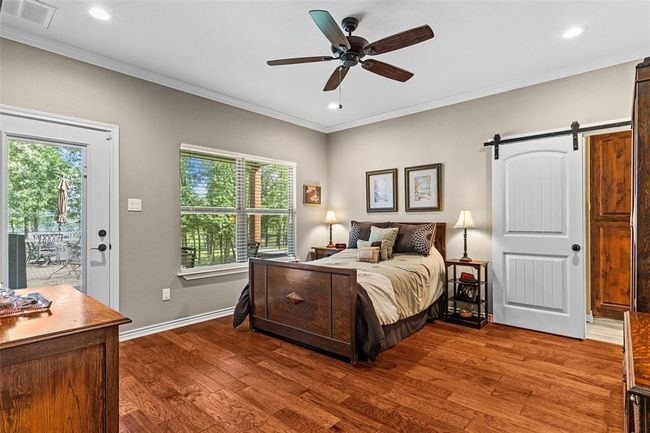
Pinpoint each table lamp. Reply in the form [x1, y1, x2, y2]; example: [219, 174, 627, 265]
[323, 210, 337, 248]
[454, 210, 476, 262]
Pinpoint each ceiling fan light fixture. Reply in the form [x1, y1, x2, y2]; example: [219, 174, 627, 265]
[563, 26, 585, 39]
[328, 102, 342, 110]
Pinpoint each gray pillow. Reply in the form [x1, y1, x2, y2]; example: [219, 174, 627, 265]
[369, 226, 399, 260]
[348, 221, 391, 249]
[390, 222, 437, 255]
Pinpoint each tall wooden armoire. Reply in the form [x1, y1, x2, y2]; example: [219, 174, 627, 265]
[633, 57, 650, 312]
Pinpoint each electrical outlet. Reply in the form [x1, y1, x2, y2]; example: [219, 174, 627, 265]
[162, 288, 171, 301]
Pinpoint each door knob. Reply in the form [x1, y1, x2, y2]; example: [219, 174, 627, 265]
[92, 244, 108, 252]
[571, 244, 581, 252]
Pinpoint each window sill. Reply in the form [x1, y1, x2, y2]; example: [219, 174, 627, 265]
[178, 257, 299, 280]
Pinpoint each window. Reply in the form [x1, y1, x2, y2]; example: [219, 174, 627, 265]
[180, 144, 295, 270]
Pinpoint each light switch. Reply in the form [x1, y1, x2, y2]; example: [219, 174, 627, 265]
[128, 198, 142, 212]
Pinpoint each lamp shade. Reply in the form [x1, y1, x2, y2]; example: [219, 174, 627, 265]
[323, 210, 337, 225]
[453, 210, 476, 229]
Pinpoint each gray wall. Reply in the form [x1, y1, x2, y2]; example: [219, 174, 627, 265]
[0, 37, 639, 329]
[327, 61, 637, 266]
[0, 39, 329, 330]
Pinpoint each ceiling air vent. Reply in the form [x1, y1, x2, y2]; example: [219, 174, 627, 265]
[1, 0, 57, 29]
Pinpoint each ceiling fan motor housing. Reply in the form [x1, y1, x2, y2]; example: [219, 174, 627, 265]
[331, 35, 368, 67]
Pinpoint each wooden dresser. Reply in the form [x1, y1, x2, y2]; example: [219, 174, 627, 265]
[0, 285, 130, 433]
[624, 311, 650, 432]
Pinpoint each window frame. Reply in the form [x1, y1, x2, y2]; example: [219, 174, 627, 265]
[178, 143, 297, 279]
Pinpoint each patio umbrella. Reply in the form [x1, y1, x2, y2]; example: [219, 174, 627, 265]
[55, 176, 69, 231]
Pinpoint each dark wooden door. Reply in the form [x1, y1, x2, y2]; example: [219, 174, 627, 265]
[590, 130, 633, 319]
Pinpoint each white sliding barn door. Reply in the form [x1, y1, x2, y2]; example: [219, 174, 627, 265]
[492, 135, 585, 339]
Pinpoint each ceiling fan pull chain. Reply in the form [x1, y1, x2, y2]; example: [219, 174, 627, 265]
[338, 67, 343, 109]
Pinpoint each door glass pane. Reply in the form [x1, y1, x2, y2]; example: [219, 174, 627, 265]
[6, 138, 84, 291]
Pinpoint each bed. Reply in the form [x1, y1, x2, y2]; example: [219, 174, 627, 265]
[244, 222, 446, 364]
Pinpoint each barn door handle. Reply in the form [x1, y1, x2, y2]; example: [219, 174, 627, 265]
[571, 244, 581, 252]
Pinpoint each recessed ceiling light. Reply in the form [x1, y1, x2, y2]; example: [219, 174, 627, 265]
[563, 26, 585, 39]
[328, 102, 341, 110]
[89, 7, 110, 21]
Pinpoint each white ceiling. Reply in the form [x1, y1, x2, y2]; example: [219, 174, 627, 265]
[1, 1, 649, 132]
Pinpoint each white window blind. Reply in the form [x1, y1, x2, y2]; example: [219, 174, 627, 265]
[180, 145, 296, 269]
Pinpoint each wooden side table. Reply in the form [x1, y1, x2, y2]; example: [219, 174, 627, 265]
[444, 259, 489, 328]
[310, 246, 345, 260]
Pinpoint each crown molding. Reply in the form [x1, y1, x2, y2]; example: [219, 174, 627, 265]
[1, 26, 645, 134]
[324, 48, 647, 133]
[0, 26, 330, 133]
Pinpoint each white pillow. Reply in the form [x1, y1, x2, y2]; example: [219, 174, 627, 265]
[369, 226, 399, 260]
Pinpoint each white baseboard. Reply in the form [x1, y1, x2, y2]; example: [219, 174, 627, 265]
[586, 314, 594, 323]
[119, 306, 235, 342]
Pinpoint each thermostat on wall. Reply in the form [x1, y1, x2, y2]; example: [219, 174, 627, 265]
[127, 198, 142, 212]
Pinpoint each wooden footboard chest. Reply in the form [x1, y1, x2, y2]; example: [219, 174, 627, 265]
[249, 259, 359, 363]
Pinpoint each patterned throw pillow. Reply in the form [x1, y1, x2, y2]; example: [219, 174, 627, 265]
[369, 226, 399, 260]
[357, 239, 385, 261]
[357, 246, 380, 263]
[348, 221, 391, 249]
[391, 223, 437, 256]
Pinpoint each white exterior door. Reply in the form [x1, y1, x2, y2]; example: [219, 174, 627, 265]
[0, 109, 117, 308]
[492, 134, 585, 339]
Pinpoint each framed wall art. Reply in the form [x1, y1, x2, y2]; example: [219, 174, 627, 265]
[366, 168, 398, 213]
[303, 185, 321, 205]
[405, 163, 442, 212]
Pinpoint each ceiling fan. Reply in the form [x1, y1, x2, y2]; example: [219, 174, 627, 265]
[267, 10, 434, 91]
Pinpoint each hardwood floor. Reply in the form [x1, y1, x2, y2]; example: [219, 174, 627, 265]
[119, 318, 623, 433]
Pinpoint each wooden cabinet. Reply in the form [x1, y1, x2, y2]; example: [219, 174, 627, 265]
[624, 312, 650, 432]
[0, 285, 130, 433]
[633, 58, 650, 312]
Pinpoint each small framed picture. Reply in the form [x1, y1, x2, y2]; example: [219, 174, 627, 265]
[456, 283, 479, 303]
[366, 168, 398, 213]
[405, 163, 442, 212]
[303, 185, 321, 205]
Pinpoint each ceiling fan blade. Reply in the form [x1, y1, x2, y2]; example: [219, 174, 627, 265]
[309, 10, 351, 50]
[323, 66, 349, 91]
[267, 56, 335, 66]
[361, 60, 413, 82]
[363, 25, 434, 55]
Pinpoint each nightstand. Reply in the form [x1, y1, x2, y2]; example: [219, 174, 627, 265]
[444, 259, 489, 329]
[310, 246, 344, 260]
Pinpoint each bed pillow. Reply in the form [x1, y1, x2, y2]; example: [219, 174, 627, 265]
[369, 226, 399, 260]
[390, 222, 437, 256]
[357, 246, 380, 263]
[357, 240, 387, 261]
[348, 221, 391, 249]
